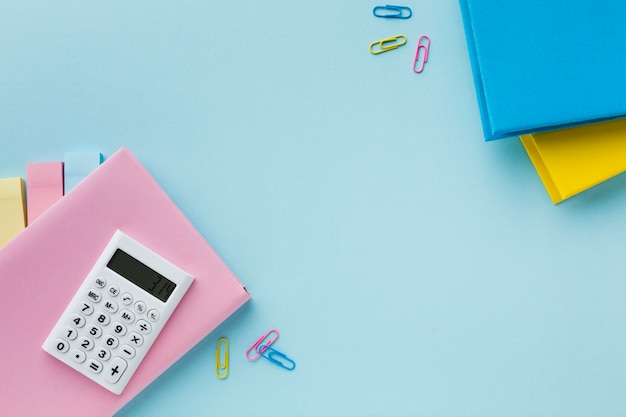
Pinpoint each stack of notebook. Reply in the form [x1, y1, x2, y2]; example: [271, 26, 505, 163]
[459, 0, 626, 203]
[0, 148, 250, 416]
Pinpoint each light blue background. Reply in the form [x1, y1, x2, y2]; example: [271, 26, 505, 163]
[2, 1, 626, 416]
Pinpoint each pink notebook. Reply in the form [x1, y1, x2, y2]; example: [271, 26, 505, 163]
[0, 148, 250, 416]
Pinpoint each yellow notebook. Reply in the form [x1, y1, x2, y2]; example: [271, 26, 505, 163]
[0, 177, 26, 247]
[520, 118, 626, 204]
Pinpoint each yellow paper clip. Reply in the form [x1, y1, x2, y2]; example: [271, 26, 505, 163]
[369, 34, 407, 55]
[216, 337, 229, 379]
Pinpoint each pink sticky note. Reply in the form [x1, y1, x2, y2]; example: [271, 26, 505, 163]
[26, 162, 64, 225]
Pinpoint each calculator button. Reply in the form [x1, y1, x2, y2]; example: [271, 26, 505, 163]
[77, 336, 95, 351]
[95, 312, 110, 325]
[128, 332, 144, 347]
[120, 293, 133, 305]
[112, 322, 127, 336]
[70, 349, 86, 363]
[119, 309, 135, 324]
[120, 344, 136, 359]
[54, 339, 70, 353]
[87, 359, 103, 374]
[86, 289, 102, 303]
[134, 301, 146, 314]
[79, 302, 94, 316]
[103, 335, 119, 349]
[108, 285, 120, 297]
[136, 320, 151, 335]
[104, 357, 128, 384]
[87, 324, 103, 338]
[95, 347, 111, 361]
[103, 299, 119, 313]
[62, 326, 78, 340]
[147, 309, 160, 322]
[70, 313, 86, 328]
[94, 276, 106, 288]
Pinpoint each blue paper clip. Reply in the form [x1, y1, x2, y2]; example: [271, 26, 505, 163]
[257, 344, 296, 371]
[373, 5, 412, 19]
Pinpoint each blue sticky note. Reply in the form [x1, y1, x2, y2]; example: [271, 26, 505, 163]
[64, 152, 103, 193]
[459, 0, 626, 140]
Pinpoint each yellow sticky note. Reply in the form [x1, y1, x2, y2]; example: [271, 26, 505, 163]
[521, 118, 626, 204]
[0, 177, 27, 247]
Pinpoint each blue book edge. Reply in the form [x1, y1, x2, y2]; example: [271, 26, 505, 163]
[458, 0, 496, 141]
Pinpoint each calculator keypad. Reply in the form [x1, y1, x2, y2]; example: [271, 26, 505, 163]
[50, 277, 161, 390]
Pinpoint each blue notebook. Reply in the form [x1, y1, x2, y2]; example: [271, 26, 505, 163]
[459, 0, 626, 141]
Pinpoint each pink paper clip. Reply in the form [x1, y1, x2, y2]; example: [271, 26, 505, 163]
[245, 329, 280, 361]
[413, 35, 430, 73]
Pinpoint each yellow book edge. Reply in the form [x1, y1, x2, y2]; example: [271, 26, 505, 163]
[521, 118, 626, 204]
[520, 134, 563, 204]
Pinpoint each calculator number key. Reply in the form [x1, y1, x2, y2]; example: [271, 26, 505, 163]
[54, 339, 70, 353]
[95, 347, 111, 361]
[70, 313, 86, 328]
[112, 322, 127, 336]
[80, 302, 94, 316]
[95, 312, 110, 326]
[103, 335, 119, 349]
[87, 324, 103, 338]
[63, 326, 78, 340]
[77, 336, 95, 351]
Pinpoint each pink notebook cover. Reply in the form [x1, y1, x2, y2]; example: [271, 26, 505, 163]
[0, 148, 250, 417]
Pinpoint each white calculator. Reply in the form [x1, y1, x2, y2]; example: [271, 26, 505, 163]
[42, 230, 194, 395]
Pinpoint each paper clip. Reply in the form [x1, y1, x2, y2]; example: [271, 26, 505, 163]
[257, 344, 296, 371]
[245, 329, 280, 361]
[369, 34, 407, 55]
[216, 337, 229, 379]
[372, 5, 412, 19]
[413, 35, 430, 73]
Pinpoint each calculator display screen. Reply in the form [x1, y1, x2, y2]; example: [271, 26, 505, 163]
[106, 249, 177, 303]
